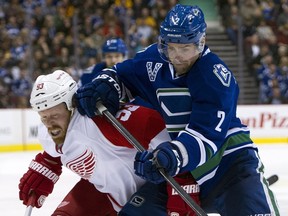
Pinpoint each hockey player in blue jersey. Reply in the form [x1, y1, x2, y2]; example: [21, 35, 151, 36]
[78, 37, 128, 87]
[75, 4, 280, 216]
[79, 37, 153, 109]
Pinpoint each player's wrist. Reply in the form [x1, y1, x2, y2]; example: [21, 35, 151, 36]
[154, 142, 183, 177]
[171, 140, 188, 167]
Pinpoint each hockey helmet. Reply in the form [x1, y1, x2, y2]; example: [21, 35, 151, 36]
[30, 70, 77, 111]
[158, 4, 207, 61]
[102, 38, 128, 56]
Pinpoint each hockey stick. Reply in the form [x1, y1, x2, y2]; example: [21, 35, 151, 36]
[96, 104, 207, 216]
[24, 206, 33, 216]
[24, 194, 36, 216]
[267, 174, 279, 186]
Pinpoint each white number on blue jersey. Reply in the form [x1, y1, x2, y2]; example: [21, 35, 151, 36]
[216, 110, 225, 132]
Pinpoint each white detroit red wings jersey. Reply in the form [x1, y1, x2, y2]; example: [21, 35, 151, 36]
[38, 105, 170, 212]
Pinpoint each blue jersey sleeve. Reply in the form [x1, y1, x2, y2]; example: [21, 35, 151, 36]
[80, 62, 107, 86]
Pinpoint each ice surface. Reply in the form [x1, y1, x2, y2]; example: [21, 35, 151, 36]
[0, 144, 287, 215]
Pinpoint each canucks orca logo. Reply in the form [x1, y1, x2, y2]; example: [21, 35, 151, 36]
[129, 195, 145, 207]
[213, 64, 231, 87]
[156, 88, 192, 135]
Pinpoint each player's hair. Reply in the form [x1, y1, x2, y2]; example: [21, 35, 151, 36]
[102, 38, 128, 56]
[158, 4, 207, 60]
[30, 70, 77, 111]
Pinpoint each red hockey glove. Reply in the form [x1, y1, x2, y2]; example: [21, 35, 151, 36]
[167, 173, 201, 216]
[19, 152, 62, 208]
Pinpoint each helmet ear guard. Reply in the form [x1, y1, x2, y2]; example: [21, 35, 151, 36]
[30, 70, 77, 111]
[197, 33, 206, 53]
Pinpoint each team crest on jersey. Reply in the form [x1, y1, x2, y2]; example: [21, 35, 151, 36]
[146, 62, 163, 81]
[213, 64, 231, 87]
[129, 195, 145, 207]
[66, 148, 96, 180]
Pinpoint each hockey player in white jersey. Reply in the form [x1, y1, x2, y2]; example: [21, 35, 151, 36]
[18, 69, 200, 215]
[75, 4, 280, 216]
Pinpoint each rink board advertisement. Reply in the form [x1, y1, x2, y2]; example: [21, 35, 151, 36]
[237, 105, 288, 143]
[0, 105, 288, 152]
[0, 109, 41, 152]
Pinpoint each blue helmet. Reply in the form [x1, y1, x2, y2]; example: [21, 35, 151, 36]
[102, 38, 128, 56]
[159, 4, 207, 47]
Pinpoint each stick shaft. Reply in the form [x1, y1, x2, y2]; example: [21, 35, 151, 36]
[24, 194, 35, 216]
[99, 105, 207, 216]
[24, 206, 33, 216]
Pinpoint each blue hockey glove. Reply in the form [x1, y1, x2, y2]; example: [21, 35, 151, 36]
[75, 73, 121, 117]
[134, 142, 183, 184]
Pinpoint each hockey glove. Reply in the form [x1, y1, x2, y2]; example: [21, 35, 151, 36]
[134, 142, 183, 184]
[75, 72, 121, 117]
[19, 152, 62, 208]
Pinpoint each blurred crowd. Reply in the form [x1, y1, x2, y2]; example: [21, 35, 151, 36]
[1, 0, 288, 108]
[219, 0, 288, 104]
[0, 0, 177, 108]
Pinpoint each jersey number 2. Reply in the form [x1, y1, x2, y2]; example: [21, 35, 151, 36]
[216, 111, 225, 132]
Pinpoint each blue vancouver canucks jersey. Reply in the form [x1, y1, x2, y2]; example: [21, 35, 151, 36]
[79, 62, 107, 86]
[109, 44, 257, 195]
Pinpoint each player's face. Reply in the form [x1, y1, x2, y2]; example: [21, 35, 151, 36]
[104, 52, 125, 68]
[39, 103, 71, 145]
[167, 43, 200, 76]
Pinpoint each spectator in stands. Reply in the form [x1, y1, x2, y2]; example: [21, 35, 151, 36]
[259, 0, 278, 25]
[132, 0, 149, 20]
[10, 35, 27, 63]
[279, 55, 288, 74]
[11, 65, 32, 108]
[224, 4, 239, 45]
[245, 34, 262, 81]
[79, 37, 128, 87]
[268, 82, 286, 104]
[256, 19, 276, 44]
[135, 7, 157, 46]
[219, 0, 240, 44]
[102, 6, 124, 38]
[257, 54, 274, 81]
[279, 55, 288, 101]
[55, 47, 71, 68]
[240, 0, 262, 38]
[276, 2, 288, 44]
[0, 64, 13, 108]
[42, 14, 57, 40]
[258, 62, 283, 103]
[81, 36, 99, 65]
[275, 44, 288, 64]
[0, 78, 10, 108]
[5, 15, 21, 38]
